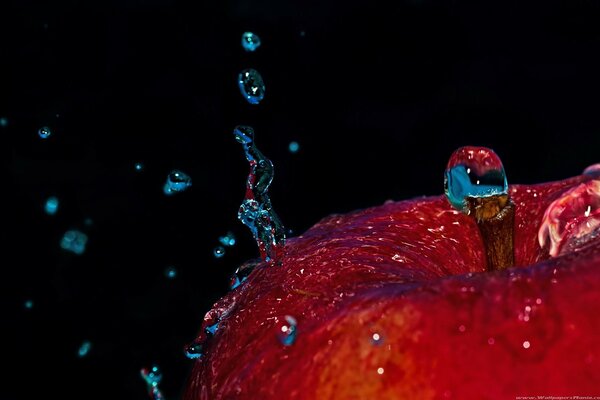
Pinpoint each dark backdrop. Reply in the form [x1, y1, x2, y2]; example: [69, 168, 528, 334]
[3, 0, 600, 398]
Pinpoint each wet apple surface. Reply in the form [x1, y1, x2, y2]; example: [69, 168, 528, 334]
[184, 149, 600, 399]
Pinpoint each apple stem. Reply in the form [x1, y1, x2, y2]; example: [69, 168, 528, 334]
[465, 195, 515, 271]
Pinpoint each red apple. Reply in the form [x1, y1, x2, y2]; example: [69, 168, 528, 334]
[184, 148, 600, 399]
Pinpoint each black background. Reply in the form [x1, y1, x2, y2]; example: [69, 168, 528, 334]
[4, 0, 600, 399]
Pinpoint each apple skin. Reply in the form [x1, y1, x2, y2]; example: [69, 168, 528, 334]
[184, 173, 600, 399]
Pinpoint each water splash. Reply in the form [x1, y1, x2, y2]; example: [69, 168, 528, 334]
[78, 341, 92, 357]
[44, 196, 59, 215]
[163, 170, 192, 195]
[241, 32, 261, 52]
[238, 69, 265, 105]
[233, 125, 286, 265]
[60, 230, 88, 255]
[276, 315, 298, 346]
[38, 126, 52, 139]
[218, 231, 236, 247]
[140, 365, 165, 400]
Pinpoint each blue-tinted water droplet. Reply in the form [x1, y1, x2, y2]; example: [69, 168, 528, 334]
[78, 341, 92, 357]
[276, 315, 297, 346]
[238, 69, 265, 105]
[288, 141, 300, 153]
[44, 196, 59, 215]
[141, 366, 165, 400]
[300, 31, 306, 37]
[24, 300, 34, 309]
[241, 32, 261, 52]
[184, 341, 204, 360]
[0, 117, 8, 127]
[229, 259, 259, 290]
[163, 170, 192, 195]
[233, 126, 286, 265]
[84, 218, 94, 226]
[213, 246, 225, 258]
[165, 266, 177, 279]
[60, 230, 88, 255]
[218, 231, 236, 247]
[38, 126, 52, 139]
[135, 162, 144, 171]
[205, 322, 219, 336]
[444, 147, 508, 212]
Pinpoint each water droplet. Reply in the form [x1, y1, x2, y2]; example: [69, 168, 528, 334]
[184, 340, 204, 359]
[84, 218, 94, 227]
[78, 341, 92, 357]
[60, 230, 88, 255]
[140, 366, 165, 400]
[213, 246, 225, 258]
[0, 117, 8, 127]
[300, 30, 306, 37]
[135, 162, 144, 171]
[538, 179, 600, 257]
[44, 196, 59, 215]
[288, 141, 300, 153]
[24, 300, 34, 309]
[233, 126, 286, 265]
[371, 332, 383, 345]
[583, 163, 600, 175]
[238, 69, 265, 105]
[241, 31, 261, 52]
[38, 126, 52, 139]
[276, 315, 297, 346]
[377, 367, 385, 375]
[163, 170, 192, 195]
[165, 266, 177, 279]
[522, 340, 531, 349]
[229, 259, 259, 290]
[205, 322, 219, 335]
[444, 147, 508, 212]
[218, 231, 236, 247]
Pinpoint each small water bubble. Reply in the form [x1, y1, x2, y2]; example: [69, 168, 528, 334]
[276, 315, 297, 346]
[135, 162, 144, 171]
[78, 341, 92, 357]
[38, 126, 52, 139]
[165, 266, 177, 279]
[218, 232, 236, 247]
[238, 69, 266, 105]
[241, 32, 261, 52]
[24, 300, 34, 309]
[522, 340, 531, 349]
[60, 230, 88, 255]
[288, 141, 300, 153]
[44, 196, 59, 215]
[0, 117, 8, 127]
[213, 246, 225, 258]
[184, 341, 204, 360]
[444, 147, 508, 212]
[163, 170, 192, 195]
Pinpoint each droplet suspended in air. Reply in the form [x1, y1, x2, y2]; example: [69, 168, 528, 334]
[184, 340, 204, 360]
[38, 126, 52, 139]
[165, 266, 177, 279]
[238, 69, 266, 105]
[241, 31, 261, 52]
[218, 231, 236, 247]
[229, 260, 259, 290]
[276, 315, 298, 346]
[213, 246, 225, 258]
[24, 300, 34, 309]
[78, 341, 92, 357]
[60, 230, 88, 255]
[288, 141, 300, 153]
[135, 162, 144, 171]
[163, 170, 192, 195]
[44, 196, 59, 215]
[444, 147, 508, 212]
[0, 117, 8, 127]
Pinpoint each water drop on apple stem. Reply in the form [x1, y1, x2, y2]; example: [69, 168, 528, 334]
[444, 146, 514, 271]
[233, 125, 286, 266]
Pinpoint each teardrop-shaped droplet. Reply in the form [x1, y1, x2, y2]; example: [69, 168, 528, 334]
[276, 315, 298, 346]
[163, 170, 192, 195]
[38, 126, 52, 139]
[444, 146, 508, 212]
[60, 230, 88, 255]
[213, 246, 225, 258]
[241, 32, 261, 52]
[184, 340, 204, 360]
[218, 231, 236, 247]
[78, 340, 92, 357]
[539, 179, 600, 257]
[238, 69, 265, 105]
[44, 196, 59, 215]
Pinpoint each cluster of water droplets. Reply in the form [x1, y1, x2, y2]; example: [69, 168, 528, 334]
[140, 365, 165, 400]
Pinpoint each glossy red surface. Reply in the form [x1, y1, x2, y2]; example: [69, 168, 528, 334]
[446, 146, 505, 177]
[185, 174, 600, 399]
